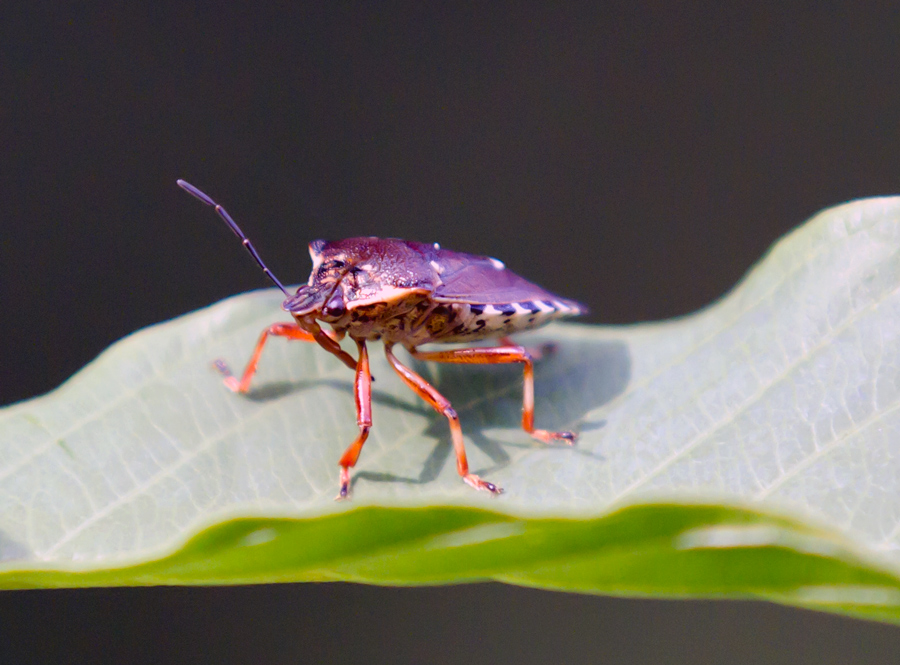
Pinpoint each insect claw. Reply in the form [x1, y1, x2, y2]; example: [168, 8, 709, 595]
[531, 429, 578, 446]
[464, 474, 503, 494]
[212, 359, 242, 392]
[335, 469, 351, 500]
[213, 359, 232, 377]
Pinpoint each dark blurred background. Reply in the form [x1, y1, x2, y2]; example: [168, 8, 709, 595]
[2, 2, 899, 663]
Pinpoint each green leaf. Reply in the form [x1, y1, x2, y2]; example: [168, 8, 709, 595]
[3, 197, 900, 626]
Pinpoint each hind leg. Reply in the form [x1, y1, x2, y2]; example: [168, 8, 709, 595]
[410, 345, 576, 445]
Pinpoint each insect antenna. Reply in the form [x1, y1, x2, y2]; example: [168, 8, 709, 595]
[177, 179, 290, 297]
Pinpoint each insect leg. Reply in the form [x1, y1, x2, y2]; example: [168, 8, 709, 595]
[216, 323, 350, 393]
[337, 340, 372, 500]
[384, 344, 502, 495]
[498, 336, 556, 361]
[302, 320, 359, 372]
[409, 345, 576, 445]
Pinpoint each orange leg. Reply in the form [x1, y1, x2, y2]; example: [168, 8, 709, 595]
[409, 345, 576, 445]
[337, 340, 372, 499]
[216, 322, 355, 393]
[385, 344, 502, 494]
[497, 336, 556, 361]
[301, 319, 359, 372]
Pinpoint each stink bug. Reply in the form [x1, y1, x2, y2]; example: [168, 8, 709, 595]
[177, 180, 587, 498]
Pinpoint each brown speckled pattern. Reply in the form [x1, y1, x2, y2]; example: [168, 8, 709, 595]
[336, 297, 581, 346]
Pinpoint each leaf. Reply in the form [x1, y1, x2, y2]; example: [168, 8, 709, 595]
[3, 197, 900, 626]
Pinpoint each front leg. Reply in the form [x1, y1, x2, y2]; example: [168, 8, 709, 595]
[409, 345, 576, 445]
[336, 339, 373, 499]
[216, 322, 355, 393]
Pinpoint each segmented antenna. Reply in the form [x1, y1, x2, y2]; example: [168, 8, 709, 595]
[177, 179, 290, 297]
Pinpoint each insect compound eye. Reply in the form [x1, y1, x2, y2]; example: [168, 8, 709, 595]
[323, 292, 346, 318]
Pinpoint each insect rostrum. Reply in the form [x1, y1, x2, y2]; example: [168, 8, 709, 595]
[178, 180, 587, 499]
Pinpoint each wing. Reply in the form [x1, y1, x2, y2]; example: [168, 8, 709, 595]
[432, 250, 587, 313]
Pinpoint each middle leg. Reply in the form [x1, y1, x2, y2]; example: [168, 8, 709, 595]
[384, 344, 502, 494]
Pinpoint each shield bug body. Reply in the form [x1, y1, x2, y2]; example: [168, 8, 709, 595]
[178, 180, 586, 498]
